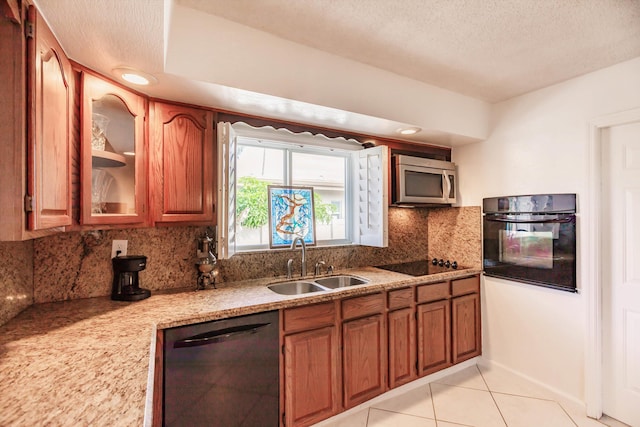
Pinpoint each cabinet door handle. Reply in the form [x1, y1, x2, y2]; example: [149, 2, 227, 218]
[173, 322, 271, 348]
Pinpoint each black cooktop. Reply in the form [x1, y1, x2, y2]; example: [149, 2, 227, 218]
[375, 259, 460, 276]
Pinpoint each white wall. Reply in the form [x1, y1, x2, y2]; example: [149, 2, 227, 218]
[453, 57, 640, 402]
[164, 1, 490, 141]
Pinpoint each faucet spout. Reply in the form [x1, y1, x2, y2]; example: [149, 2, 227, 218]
[290, 237, 307, 277]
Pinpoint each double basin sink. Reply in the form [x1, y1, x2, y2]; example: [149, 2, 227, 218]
[268, 275, 369, 295]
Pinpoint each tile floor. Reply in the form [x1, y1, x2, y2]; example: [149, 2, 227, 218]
[314, 362, 630, 427]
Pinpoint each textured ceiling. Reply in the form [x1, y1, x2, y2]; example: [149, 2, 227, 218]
[33, 0, 640, 145]
[178, 0, 640, 102]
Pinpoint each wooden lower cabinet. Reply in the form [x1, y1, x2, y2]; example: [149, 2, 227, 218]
[417, 299, 452, 376]
[283, 326, 340, 427]
[342, 314, 386, 409]
[452, 292, 481, 363]
[282, 302, 340, 427]
[280, 274, 481, 426]
[388, 307, 416, 388]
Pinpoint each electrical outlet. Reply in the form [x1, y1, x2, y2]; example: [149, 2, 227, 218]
[111, 240, 128, 259]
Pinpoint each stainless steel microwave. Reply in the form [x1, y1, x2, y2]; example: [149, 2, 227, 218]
[391, 155, 457, 205]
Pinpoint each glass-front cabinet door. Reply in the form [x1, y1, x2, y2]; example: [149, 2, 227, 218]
[81, 73, 146, 225]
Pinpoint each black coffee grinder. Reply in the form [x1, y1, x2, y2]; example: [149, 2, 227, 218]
[111, 255, 151, 301]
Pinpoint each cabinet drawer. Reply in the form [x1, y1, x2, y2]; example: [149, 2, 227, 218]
[388, 287, 413, 310]
[452, 275, 480, 297]
[342, 293, 384, 320]
[416, 281, 450, 303]
[283, 302, 336, 333]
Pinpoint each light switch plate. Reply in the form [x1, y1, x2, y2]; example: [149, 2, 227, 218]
[111, 240, 128, 259]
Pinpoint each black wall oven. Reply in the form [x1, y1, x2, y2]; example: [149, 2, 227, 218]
[483, 194, 577, 292]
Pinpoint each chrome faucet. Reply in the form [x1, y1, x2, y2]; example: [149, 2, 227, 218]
[314, 260, 326, 277]
[286, 259, 294, 279]
[290, 237, 306, 277]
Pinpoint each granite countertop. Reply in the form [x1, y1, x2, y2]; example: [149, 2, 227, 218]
[0, 266, 480, 426]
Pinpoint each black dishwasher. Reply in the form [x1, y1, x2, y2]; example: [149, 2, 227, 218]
[163, 310, 279, 426]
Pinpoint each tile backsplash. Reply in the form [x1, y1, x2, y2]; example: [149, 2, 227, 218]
[1, 206, 481, 325]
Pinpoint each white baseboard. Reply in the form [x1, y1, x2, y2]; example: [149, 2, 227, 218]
[478, 358, 586, 410]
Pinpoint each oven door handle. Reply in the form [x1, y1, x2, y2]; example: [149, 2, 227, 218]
[173, 322, 271, 348]
[485, 215, 574, 224]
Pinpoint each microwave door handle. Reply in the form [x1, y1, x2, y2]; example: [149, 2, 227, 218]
[443, 171, 450, 201]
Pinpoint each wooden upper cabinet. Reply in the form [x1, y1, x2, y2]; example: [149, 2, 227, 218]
[150, 102, 215, 224]
[81, 73, 147, 225]
[26, 6, 72, 231]
[1, 3, 74, 240]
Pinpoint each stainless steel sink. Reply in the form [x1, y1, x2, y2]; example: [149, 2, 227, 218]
[314, 275, 369, 289]
[267, 275, 370, 294]
[267, 281, 326, 295]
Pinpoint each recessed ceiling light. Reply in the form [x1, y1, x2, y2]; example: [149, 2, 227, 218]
[122, 73, 150, 85]
[397, 127, 421, 135]
[112, 67, 157, 86]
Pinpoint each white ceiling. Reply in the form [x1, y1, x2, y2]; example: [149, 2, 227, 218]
[34, 0, 640, 146]
[180, 0, 640, 103]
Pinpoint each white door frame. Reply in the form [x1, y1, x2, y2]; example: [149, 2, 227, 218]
[586, 107, 640, 418]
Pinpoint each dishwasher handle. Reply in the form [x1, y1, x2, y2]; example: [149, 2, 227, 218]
[173, 322, 271, 348]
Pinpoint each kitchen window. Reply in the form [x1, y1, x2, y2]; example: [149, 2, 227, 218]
[216, 122, 388, 257]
